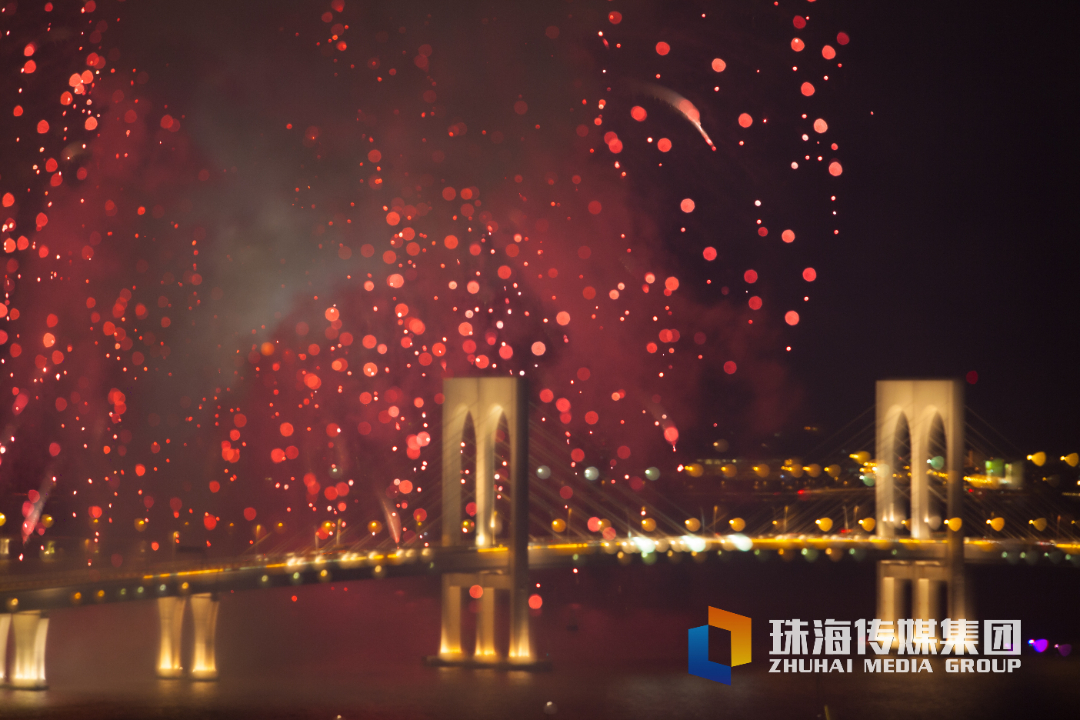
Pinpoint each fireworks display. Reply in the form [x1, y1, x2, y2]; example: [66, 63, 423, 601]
[0, 1, 850, 562]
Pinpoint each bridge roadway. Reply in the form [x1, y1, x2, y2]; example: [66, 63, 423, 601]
[3, 534, 1078, 613]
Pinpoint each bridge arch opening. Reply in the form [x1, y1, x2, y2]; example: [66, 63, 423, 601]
[459, 412, 477, 541]
[492, 412, 512, 540]
[889, 412, 912, 535]
[925, 412, 947, 531]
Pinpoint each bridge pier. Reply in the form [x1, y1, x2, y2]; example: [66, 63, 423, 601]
[914, 572, 942, 623]
[0, 613, 8, 684]
[5, 611, 49, 689]
[475, 576, 497, 661]
[438, 575, 464, 660]
[878, 561, 945, 623]
[156, 593, 219, 680]
[156, 596, 187, 678]
[189, 593, 219, 680]
[876, 567, 906, 627]
[877, 560, 971, 641]
[437, 572, 512, 664]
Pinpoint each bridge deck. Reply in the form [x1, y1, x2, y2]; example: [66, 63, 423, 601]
[2, 535, 1078, 613]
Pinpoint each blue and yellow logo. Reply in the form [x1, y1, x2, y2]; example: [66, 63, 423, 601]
[688, 607, 752, 684]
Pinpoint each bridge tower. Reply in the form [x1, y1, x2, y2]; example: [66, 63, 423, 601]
[432, 377, 534, 666]
[874, 379, 969, 627]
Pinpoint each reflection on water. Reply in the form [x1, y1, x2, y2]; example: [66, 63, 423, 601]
[2, 560, 1078, 719]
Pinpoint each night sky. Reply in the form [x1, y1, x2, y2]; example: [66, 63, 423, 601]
[798, 2, 1080, 453]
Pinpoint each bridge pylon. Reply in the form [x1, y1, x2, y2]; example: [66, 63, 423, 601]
[875, 379, 969, 629]
[427, 377, 543, 668]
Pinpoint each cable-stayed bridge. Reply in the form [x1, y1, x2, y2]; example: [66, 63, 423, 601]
[0, 378, 1076, 687]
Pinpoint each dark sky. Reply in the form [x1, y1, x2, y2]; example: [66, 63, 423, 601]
[794, 2, 1080, 453]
